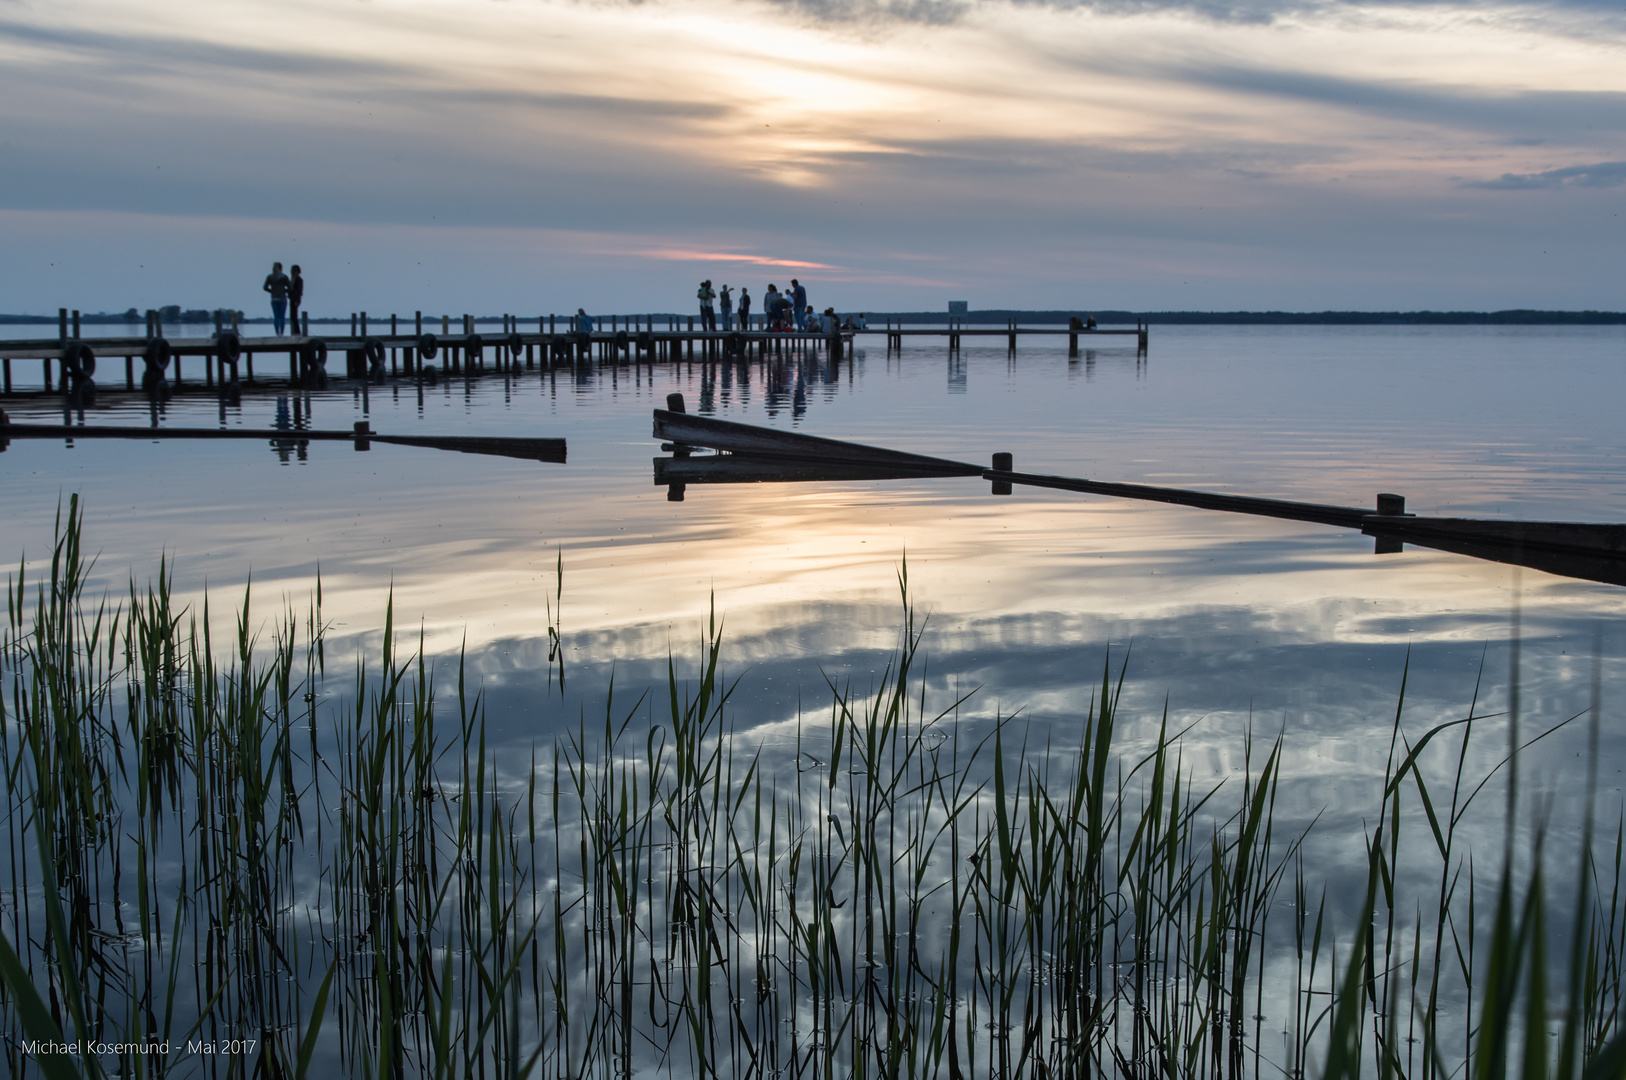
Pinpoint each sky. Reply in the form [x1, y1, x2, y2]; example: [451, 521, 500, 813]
[0, 0, 1623, 315]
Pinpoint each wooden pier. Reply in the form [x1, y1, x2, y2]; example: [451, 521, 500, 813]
[0, 309, 1145, 398]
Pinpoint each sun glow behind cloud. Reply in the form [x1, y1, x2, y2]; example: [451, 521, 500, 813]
[0, 0, 1622, 310]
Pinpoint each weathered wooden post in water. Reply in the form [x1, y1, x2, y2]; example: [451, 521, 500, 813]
[1373, 492, 1408, 553]
[665, 392, 688, 500]
[991, 452, 1013, 495]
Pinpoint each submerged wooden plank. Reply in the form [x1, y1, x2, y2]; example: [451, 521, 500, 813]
[984, 468, 1373, 529]
[1361, 517, 1626, 558]
[655, 455, 972, 484]
[652, 409, 981, 474]
[0, 423, 565, 463]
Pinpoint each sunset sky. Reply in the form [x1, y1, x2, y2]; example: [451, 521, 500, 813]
[1, 0, 1622, 315]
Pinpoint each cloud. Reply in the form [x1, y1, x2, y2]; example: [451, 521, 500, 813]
[758, 0, 969, 24]
[0, 19, 412, 79]
[632, 249, 844, 268]
[1154, 62, 1626, 140]
[1464, 160, 1626, 189]
[758, 0, 1626, 27]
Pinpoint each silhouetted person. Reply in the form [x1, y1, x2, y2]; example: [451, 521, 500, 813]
[719, 285, 733, 331]
[263, 261, 291, 335]
[288, 266, 304, 333]
[790, 279, 808, 330]
[738, 288, 751, 330]
[698, 280, 717, 332]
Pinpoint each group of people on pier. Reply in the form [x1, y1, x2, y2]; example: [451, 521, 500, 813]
[697, 278, 859, 333]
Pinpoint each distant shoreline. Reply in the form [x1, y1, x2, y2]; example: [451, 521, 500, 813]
[3, 309, 1622, 327]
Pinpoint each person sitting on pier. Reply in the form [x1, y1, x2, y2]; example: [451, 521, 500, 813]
[738, 288, 751, 330]
[821, 307, 838, 333]
[698, 280, 717, 332]
[1086, 315, 1097, 330]
[719, 285, 733, 331]
[575, 308, 594, 333]
[263, 261, 291, 335]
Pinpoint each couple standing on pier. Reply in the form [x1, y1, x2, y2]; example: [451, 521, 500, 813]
[263, 262, 305, 335]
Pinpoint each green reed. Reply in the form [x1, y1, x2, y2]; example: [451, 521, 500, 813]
[1, 499, 1623, 1078]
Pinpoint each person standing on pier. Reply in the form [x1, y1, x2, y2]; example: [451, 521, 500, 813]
[790, 279, 808, 330]
[698, 280, 717, 331]
[719, 285, 733, 331]
[288, 265, 304, 334]
[738, 288, 751, 330]
[263, 261, 291, 335]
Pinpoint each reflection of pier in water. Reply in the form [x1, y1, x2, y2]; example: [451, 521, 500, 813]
[653, 398, 1626, 589]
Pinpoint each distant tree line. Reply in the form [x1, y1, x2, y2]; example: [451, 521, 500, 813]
[0, 306, 244, 325]
[876, 309, 1626, 325]
[3, 308, 1622, 326]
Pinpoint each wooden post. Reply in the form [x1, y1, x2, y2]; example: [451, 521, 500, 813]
[4, 358, 11, 395]
[58, 309, 68, 341]
[246, 351, 255, 384]
[1374, 492, 1405, 553]
[43, 358, 52, 393]
[351, 313, 357, 336]
[72, 310, 81, 338]
[991, 452, 1012, 496]
[125, 356, 134, 390]
[415, 311, 422, 336]
[443, 314, 450, 336]
[206, 351, 214, 389]
[302, 312, 309, 336]
[353, 420, 371, 451]
[361, 311, 368, 337]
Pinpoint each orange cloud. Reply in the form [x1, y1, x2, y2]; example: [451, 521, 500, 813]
[632, 248, 842, 270]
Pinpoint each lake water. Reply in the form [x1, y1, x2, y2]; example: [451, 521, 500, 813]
[5, 325, 1625, 810]
[5, 322, 1626, 1073]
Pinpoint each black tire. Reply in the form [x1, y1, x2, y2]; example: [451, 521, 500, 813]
[615, 330, 630, 352]
[364, 337, 386, 368]
[143, 338, 171, 374]
[725, 332, 744, 357]
[62, 342, 96, 379]
[465, 334, 484, 362]
[418, 332, 439, 360]
[507, 333, 524, 356]
[216, 332, 242, 364]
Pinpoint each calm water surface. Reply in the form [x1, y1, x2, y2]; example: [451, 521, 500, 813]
[4, 324, 1625, 867]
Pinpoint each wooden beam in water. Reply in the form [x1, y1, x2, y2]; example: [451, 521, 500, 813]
[0, 421, 566, 463]
[652, 409, 980, 474]
[654, 456, 976, 484]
